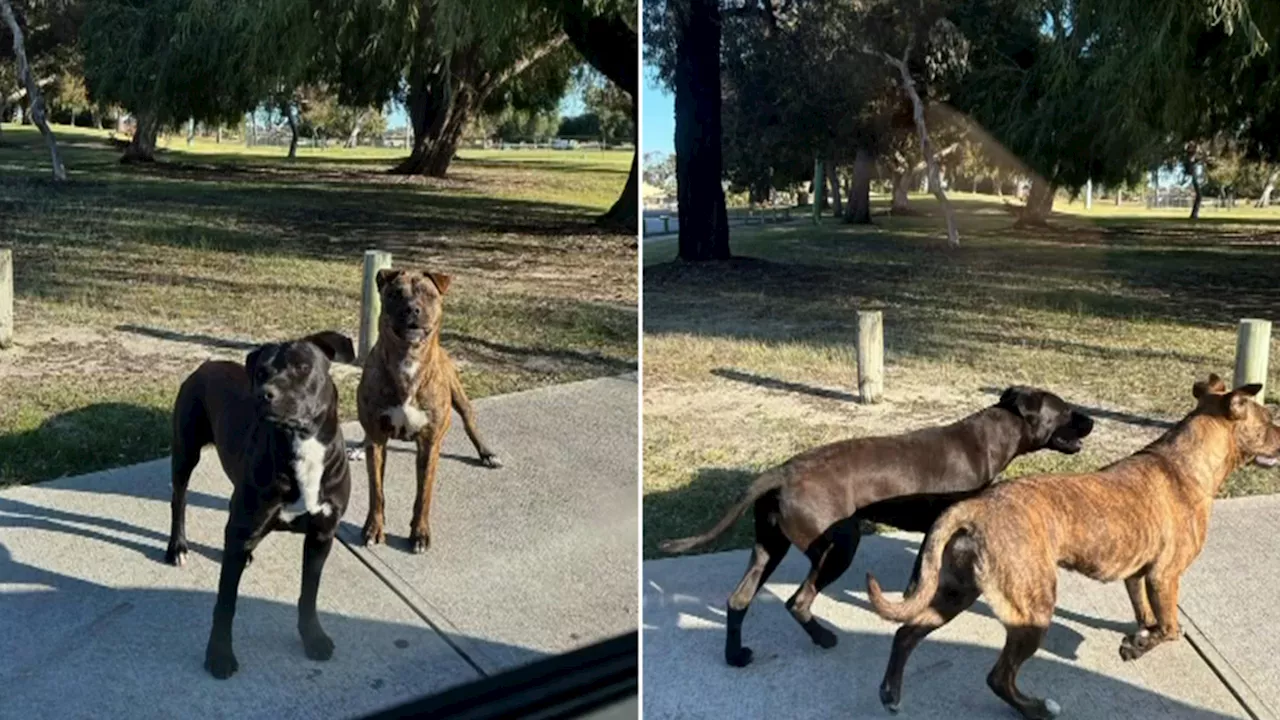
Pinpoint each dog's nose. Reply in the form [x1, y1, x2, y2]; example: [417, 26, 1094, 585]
[408, 306, 421, 318]
[259, 388, 277, 404]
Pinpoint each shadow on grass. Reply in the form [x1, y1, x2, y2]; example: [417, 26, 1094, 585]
[0, 403, 172, 488]
[643, 467, 758, 558]
[710, 368, 859, 402]
[116, 324, 259, 352]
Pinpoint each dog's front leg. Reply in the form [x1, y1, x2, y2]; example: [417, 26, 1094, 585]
[362, 440, 388, 545]
[1120, 573, 1182, 661]
[409, 425, 445, 554]
[206, 520, 253, 679]
[298, 528, 336, 661]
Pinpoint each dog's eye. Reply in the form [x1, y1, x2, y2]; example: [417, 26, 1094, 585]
[256, 367, 268, 381]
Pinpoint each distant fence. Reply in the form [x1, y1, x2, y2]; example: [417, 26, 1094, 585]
[642, 207, 797, 238]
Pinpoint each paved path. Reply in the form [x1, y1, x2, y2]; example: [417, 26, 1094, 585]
[0, 375, 637, 720]
[644, 498, 1279, 720]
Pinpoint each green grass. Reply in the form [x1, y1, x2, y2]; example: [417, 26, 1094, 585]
[0, 123, 636, 486]
[643, 192, 1280, 557]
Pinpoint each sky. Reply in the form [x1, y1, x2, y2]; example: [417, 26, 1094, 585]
[641, 70, 674, 157]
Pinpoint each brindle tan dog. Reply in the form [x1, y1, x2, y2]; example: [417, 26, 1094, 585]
[867, 374, 1280, 720]
[357, 268, 501, 553]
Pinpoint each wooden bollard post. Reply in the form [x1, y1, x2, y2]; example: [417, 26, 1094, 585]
[1234, 318, 1272, 401]
[0, 248, 12, 349]
[358, 250, 392, 362]
[856, 310, 884, 403]
[661, 215, 670, 233]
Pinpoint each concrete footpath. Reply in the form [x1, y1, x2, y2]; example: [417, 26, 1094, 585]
[644, 495, 1280, 720]
[0, 375, 637, 720]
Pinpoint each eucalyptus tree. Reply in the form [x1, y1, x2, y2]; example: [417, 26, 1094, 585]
[1, 0, 69, 179]
[81, 0, 317, 162]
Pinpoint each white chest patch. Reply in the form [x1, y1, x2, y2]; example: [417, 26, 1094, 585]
[280, 436, 334, 522]
[386, 402, 430, 435]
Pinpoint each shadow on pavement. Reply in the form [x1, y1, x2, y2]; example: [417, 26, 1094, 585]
[0, 543, 547, 720]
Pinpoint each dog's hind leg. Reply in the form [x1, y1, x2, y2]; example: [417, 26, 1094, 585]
[879, 579, 979, 713]
[786, 519, 859, 650]
[984, 574, 1060, 720]
[166, 390, 210, 567]
[724, 496, 791, 667]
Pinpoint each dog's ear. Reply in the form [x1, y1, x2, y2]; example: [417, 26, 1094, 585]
[245, 345, 269, 378]
[303, 331, 356, 364]
[1193, 373, 1229, 399]
[999, 386, 1044, 427]
[425, 271, 451, 295]
[1228, 384, 1264, 419]
[376, 268, 402, 292]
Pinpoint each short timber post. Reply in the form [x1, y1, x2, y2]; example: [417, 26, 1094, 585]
[812, 158, 824, 225]
[0, 248, 12, 349]
[856, 310, 884, 403]
[1234, 318, 1272, 401]
[359, 250, 393, 363]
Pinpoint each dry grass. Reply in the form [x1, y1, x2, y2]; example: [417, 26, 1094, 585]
[0, 124, 637, 485]
[642, 194, 1280, 557]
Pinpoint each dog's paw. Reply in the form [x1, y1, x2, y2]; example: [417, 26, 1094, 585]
[1024, 698, 1061, 720]
[204, 642, 239, 679]
[164, 540, 188, 567]
[725, 646, 754, 667]
[879, 684, 901, 714]
[409, 531, 431, 554]
[346, 447, 366, 462]
[481, 453, 503, 469]
[1119, 630, 1152, 661]
[803, 619, 838, 649]
[362, 520, 386, 546]
[301, 628, 335, 662]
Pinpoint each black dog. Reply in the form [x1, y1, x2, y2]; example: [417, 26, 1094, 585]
[660, 387, 1094, 667]
[165, 331, 355, 679]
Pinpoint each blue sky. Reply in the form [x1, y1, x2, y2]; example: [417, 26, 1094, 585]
[642, 69, 674, 156]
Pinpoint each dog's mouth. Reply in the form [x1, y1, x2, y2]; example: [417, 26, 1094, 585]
[1256, 455, 1279, 468]
[399, 322, 429, 344]
[1049, 433, 1084, 454]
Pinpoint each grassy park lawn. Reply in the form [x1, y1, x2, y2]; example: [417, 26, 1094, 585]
[0, 124, 636, 486]
[643, 192, 1280, 557]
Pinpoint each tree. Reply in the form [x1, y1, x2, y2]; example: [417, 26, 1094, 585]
[1, 0, 65, 180]
[81, 0, 318, 163]
[647, 0, 729, 260]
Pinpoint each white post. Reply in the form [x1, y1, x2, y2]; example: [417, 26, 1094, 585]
[359, 250, 393, 362]
[1234, 319, 1272, 402]
[856, 310, 884, 404]
[1085, 179, 1093, 210]
[0, 248, 12, 349]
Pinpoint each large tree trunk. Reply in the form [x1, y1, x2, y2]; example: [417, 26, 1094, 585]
[562, 0, 638, 233]
[674, 0, 729, 261]
[285, 103, 299, 159]
[1016, 178, 1056, 227]
[394, 39, 564, 177]
[827, 161, 843, 217]
[890, 169, 912, 214]
[845, 148, 873, 224]
[896, 56, 957, 245]
[1, 0, 65, 180]
[121, 110, 158, 164]
[345, 110, 366, 149]
[1256, 166, 1279, 207]
[1189, 166, 1203, 219]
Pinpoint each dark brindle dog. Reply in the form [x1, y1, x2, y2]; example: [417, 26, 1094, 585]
[868, 375, 1280, 719]
[660, 387, 1094, 668]
[166, 331, 355, 679]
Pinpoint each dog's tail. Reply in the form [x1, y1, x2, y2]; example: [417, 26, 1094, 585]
[866, 502, 980, 622]
[657, 467, 789, 554]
